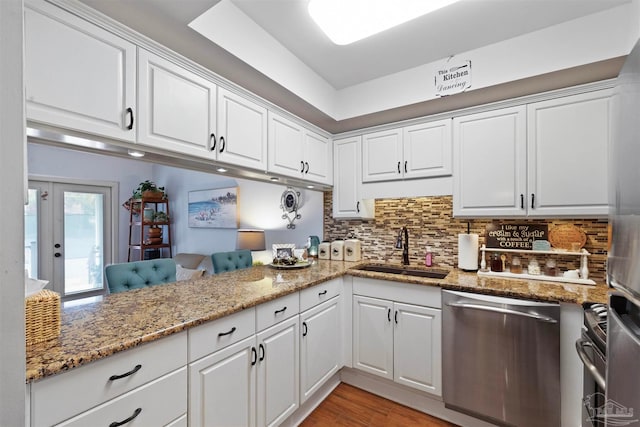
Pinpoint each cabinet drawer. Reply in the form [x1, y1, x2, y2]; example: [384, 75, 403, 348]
[31, 332, 186, 427]
[56, 367, 187, 426]
[256, 291, 299, 331]
[352, 277, 441, 308]
[189, 307, 255, 362]
[300, 278, 341, 312]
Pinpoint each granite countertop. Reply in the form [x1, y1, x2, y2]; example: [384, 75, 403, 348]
[26, 259, 609, 383]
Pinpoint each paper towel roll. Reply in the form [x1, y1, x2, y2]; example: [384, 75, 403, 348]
[458, 233, 479, 271]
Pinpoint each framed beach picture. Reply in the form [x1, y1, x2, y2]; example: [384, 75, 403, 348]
[188, 187, 239, 228]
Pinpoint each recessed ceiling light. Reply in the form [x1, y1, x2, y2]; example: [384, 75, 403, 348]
[216, 167, 228, 173]
[308, 0, 460, 45]
[127, 149, 145, 158]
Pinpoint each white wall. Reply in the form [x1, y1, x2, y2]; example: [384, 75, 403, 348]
[28, 143, 155, 262]
[27, 144, 325, 264]
[0, 0, 26, 424]
[153, 164, 324, 263]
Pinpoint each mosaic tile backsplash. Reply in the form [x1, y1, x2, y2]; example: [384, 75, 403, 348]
[323, 192, 608, 283]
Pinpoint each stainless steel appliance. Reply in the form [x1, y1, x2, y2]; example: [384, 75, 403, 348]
[607, 37, 640, 427]
[442, 290, 561, 427]
[576, 303, 607, 427]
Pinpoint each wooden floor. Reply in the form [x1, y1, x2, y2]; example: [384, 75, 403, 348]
[300, 383, 459, 427]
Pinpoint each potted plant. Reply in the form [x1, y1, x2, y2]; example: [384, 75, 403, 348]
[133, 180, 165, 200]
[153, 211, 169, 223]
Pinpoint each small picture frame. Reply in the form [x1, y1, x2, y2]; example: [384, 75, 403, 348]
[273, 243, 295, 259]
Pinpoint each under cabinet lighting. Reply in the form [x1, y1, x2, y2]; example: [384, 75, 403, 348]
[216, 167, 228, 173]
[308, 0, 460, 45]
[127, 149, 145, 158]
[270, 177, 280, 181]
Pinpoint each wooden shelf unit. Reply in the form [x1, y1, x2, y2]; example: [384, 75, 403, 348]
[127, 197, 173, 261]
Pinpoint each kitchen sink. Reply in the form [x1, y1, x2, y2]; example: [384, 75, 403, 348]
[355, 264, 449, 279]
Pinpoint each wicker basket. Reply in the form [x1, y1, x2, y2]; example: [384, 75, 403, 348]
[25, 289, 61, 346]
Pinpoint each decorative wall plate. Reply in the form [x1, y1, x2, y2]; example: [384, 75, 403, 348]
[280, 187, 301, 229]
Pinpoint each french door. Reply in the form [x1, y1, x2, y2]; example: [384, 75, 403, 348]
[25, 179, 114, 300]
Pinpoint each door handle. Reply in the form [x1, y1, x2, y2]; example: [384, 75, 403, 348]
[302, 321, 308, 337]
[446, 301, 557, 323]
[109, 408, 142, 427]
[210, 133, 217, 151]
[575, 338, 606, 390]
[274, 306, 287, 315]
[404, 161, 407, 174]
[54, 253, 61, 258]
[251, 347, 257, 366]
[259, 343, 265, 362]
[387, 308, 391, 322]
[219, 136, 226, 153]
[54, 243, 61, 248]
[395, 310, 398, 324]
[356, 201, 360, 213]
[125, 107, 134, 130]
[397, 161, 401, 174]
[109, 364, 142, 381]
[531, 193, 535, 209]
[520, 194, 524, 209]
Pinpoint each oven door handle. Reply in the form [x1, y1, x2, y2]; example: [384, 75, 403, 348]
[575, 338, 606, 390]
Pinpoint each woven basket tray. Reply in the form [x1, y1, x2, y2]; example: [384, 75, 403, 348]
[25, 289, 61, 346]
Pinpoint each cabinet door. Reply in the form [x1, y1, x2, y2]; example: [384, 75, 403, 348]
[352, 295, 393, 380]
[403, 119, 452, 179]
[24, 3, 136, 142]
[256, 316, 299, 427]
[267, 112, 305, 178]
[304, 130, 333, 185]
[189, 336, 256, 427]
[362, 128, 403, 182]
[333, 137, 374, 219]
[393, 303, 442, 396]
[453, 106, 527, 217]
[527, 90, 610, 217]
[138, 49, 216, 158]
[217, 88, 268, 170]
[300, 296, 342, 403]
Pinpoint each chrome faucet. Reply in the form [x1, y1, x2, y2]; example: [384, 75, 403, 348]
[395, 227, 410, 265]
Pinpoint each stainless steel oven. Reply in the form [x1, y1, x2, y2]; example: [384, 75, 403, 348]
[576, 303, 607, 427]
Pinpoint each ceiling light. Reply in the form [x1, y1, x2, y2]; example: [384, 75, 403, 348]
[308, 0, 460, 45]
[216, 167, 228, 173]
[127, 149, 145, 158]
[270, 177, 279, 181]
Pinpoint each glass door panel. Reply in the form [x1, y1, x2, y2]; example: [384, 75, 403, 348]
[62, 191, 104, 294]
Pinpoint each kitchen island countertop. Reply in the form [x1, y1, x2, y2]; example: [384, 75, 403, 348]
[26, 260, 608, 382]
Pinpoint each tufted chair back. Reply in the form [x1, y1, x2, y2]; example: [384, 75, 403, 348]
[105, 259, 177, 293]
[211, 250, 253, 274]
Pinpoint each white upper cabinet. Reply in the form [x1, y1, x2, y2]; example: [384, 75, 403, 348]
[268, 112, 332, 185]
[24, 2, 137, 142]
[453, 106, 527, 217]
[362, 119, 452, 183]
[526, 90, 611, 217]
[453, 89, 611, 218]
[403, 120, 453, 179]
[362, 128, 404, 182]
[137, 49, 216, 158]
[333, 136, 375, 219]
[216, 88, 268, 171]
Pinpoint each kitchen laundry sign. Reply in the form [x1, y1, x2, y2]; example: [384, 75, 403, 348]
[435, 59, 471, 96]
[485, 223, 548, 250]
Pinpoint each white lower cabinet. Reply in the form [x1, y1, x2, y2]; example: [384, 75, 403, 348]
[300, 296, 342, 403]
[189, 308, 299, 427]
[352, 281, 442, 396]
[56, 368, 187, 427]
[30, 332, 187, 427]
[189, 335, 256, 427]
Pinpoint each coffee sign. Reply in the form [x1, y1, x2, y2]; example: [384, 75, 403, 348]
[485, 223, 548, 250]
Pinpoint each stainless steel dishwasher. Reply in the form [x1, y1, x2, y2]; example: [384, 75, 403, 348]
[442, 290, 560, 427]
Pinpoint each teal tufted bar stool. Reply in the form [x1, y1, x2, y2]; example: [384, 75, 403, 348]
[105, 259, 177, 293]
[211, 250, 253, 274]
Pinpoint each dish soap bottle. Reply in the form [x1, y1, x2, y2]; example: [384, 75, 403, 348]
[425, 246, 433, 267]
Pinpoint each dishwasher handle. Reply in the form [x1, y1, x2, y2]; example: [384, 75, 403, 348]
[446, 301, 558, 323]
[575, 338, 606, 390]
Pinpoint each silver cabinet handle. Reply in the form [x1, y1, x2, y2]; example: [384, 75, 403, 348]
[446, 301, 557, 323]
[575, 338, 606, 390]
